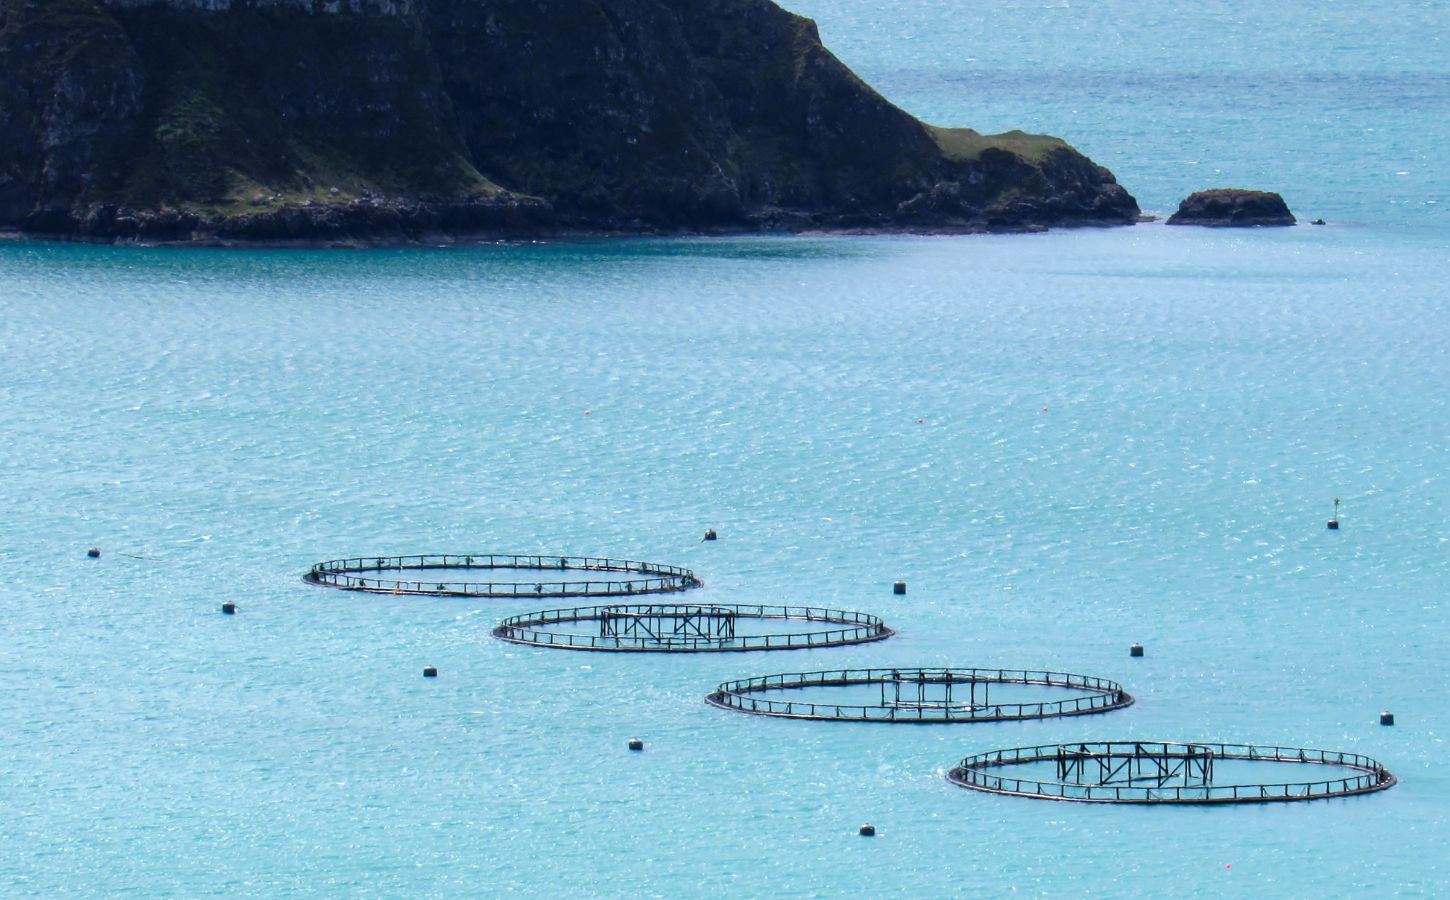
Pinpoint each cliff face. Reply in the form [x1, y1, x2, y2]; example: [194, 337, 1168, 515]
[0, 0, 1139, 241]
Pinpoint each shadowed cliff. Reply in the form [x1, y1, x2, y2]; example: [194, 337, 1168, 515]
[0, 0, 1139, 242]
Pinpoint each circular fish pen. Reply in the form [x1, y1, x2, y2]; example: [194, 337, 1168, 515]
[492, 603, 892, 652]
[303, 554, 700, 598]
[706, 667, 1133, 722]
[947, 742, 1396, 804]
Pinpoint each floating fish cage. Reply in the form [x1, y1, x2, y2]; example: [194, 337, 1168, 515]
[706, 667, 1133, 722]
[492, 603, 892, 652]
[304, 554, 699, 598]
[947, 741, 1396, 804]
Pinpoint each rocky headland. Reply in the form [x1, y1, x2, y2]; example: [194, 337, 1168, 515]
[1166, 189, 1295, 227]
[0, 0, 1141, 244]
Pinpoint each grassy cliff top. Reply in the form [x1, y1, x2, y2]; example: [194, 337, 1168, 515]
[929, 127, 1072, 165]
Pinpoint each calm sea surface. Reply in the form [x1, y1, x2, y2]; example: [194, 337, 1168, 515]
[2, 1, 1447, 895]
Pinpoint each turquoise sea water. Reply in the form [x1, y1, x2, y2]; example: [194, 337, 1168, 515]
[3, 2, 1448, 896]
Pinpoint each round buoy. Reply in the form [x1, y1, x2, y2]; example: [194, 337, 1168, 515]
[893, 581, 906, 596]
[859, 824, 876, 837]
[1380, 711, 1395, 726]
[86, 547, 100, 559]
[423, 666, 438, 678]
[628, 738, 644, 751]
[221, 602, 237, 615]
[703, 529, 718, 541]
[1130, 643, 1144, 658]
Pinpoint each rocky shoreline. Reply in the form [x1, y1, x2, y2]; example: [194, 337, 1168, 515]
[3, 218, 1135, 250]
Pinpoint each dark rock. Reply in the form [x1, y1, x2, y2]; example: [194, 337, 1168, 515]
[1166, 189, 1296, 227]
[0, 0, 1140, 243]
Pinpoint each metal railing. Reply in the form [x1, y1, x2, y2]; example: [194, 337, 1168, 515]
[492, 604, 893, 652]
[304, 554, 699, 598]
[947, 742, 1396, 804]
[706, 667, 1132, 722]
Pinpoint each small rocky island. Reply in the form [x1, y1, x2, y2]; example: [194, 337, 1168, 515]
[1166, 189, 1296, 227]
[0, 0, 1140, 243]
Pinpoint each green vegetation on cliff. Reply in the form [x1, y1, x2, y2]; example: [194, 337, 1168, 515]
[0, 0, 1139, 241]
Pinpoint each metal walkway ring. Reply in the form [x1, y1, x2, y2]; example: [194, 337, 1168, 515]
[947, 741, 1396, 804]
[706, 667, 1133, 723]
[492, 603, 893, 652]
[304, 553, 700, 598]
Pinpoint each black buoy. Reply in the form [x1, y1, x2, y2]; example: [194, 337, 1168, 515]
[893, 581, 907, 596]
[221, 602, 237, 615]
[703, 529, 718, 541]
[1328, 497, 1341, 530]
[859, 824, 876, 837]
[1130, 643, 1144, 657]
[86, 547, 100, 559]
[423, 666, 438, 678]
[1312, 218, 1327, 226]
[1380, 711, 1395, 726]
[628, 738, 644, 751]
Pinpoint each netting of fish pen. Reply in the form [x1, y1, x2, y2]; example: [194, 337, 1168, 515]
[491, 603, 892, 652]
[706, 667, 1133, 722]
[947, 741, 1396, 804]
[303, 554, 700, 598]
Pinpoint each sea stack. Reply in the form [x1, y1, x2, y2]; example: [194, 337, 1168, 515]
[1166, 189, 1296, 227]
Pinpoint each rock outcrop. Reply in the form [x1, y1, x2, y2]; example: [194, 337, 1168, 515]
[0, 0, 1140, 242]
[1166, 189, 1295, 227]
